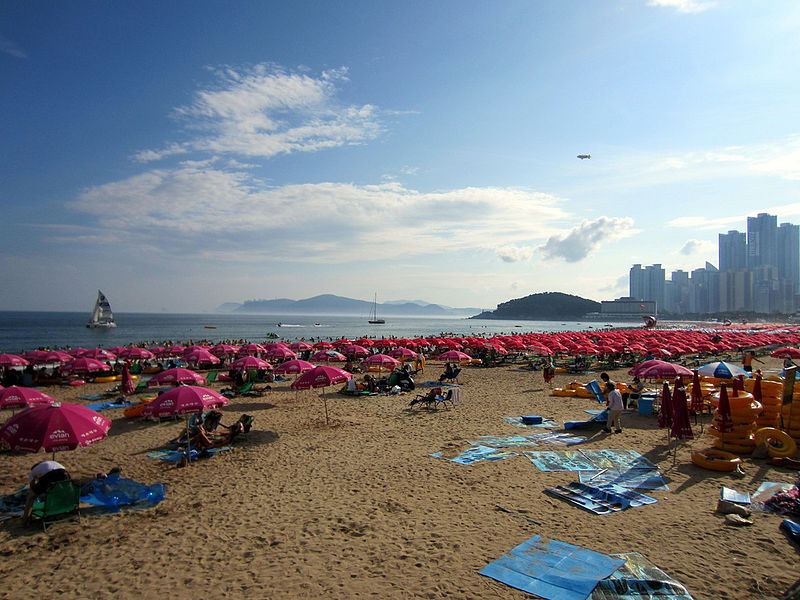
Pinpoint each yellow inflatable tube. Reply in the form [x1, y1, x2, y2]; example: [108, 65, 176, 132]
[692, 448, 743, 471]
[754, 427, 798, 458]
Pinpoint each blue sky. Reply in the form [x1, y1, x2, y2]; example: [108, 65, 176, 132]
[2, 0, 800, 313]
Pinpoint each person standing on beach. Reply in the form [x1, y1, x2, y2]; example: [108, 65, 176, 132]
[603, 382, 624, 434]
[542, 356, 555, 388]
[742, 350, 762, 373]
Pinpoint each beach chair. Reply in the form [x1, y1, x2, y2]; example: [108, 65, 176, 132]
[440, 367, 461, 384]
[29, 479, 81, 531]
[205, 370, 218, 383]
[409, 387, 442, 409]
[132, 380, 149, 394]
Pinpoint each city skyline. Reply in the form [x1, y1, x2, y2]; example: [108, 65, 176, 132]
[629, 211, 800, 314]
[3, 2, 800, 313]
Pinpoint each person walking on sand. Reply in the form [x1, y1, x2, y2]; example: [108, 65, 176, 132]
[542, 356, 555, 389]
[742, 350, 762, 374]
[603, 382, 624, 434]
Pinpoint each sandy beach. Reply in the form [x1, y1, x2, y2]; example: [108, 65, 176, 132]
[1, 356, 798, 600]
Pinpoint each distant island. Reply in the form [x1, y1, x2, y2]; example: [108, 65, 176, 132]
[216, 294, 480, 317]
[470, 292, 600, 321]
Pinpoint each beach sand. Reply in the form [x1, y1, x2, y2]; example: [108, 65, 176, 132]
[1, 358, 798, 599]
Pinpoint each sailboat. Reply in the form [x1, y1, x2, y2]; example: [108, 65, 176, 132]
[86, 290, 117, 328]
[368, 293, 385, 324]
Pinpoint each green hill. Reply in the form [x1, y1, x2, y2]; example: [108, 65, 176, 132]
[471, 292, 600, 320]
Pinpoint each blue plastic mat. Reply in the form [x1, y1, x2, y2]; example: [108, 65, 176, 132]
[480, 535, 625, 600]
[781, 520, 800, 547]
[78, 393, 111, 400]
[430, 445, 518, 465]
[524, 449, 657, 473]
[585, 380, 606, 403]
[468, 435, 542, 448]
[85, 399, 137, 411]
[504, 416, 558, 429]
[80, 474, 165, 511]
[579, 469, 668, 491]
[147, 446, 232, 462]
[471, 432, 585, 448]
[565, 410, 609, 429]
[591, 553, 694, 599]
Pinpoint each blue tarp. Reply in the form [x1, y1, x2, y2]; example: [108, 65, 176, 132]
[524, 449, 657, 473]
[591, 553, 694, 599]
[579, 469, 669, 491]
[504, 416, 559, 429]
[84, 399, 136, 411]
[79, 474, 165, 512]
[430, 445, 518, 465]
[480, 535, 625, 600]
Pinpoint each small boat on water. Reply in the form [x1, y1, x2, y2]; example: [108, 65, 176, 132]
[86, 290, 117, 328]
[368, 293, 385, 324]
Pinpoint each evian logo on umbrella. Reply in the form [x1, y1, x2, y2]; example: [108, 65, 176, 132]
[49, 429, 71, 440]
[92, 415, 105, 425]
[5, 423, 19, 435]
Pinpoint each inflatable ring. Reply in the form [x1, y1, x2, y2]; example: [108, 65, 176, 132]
[692, 448, 743, 471]
[574, 388, 595, 398]
[708, 427, 755, 442]
[69, 379, 85, 386]
[754, 427, 798, 458]
[712, 439, 755, 454]
[709, 421, 755, 434]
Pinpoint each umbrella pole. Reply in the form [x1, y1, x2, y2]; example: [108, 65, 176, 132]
[323, 389, 329, 425]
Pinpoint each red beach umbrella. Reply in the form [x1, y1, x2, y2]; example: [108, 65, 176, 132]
[184, 349, 221, 366]
[770, 347, 800, 359]
[146, 368, 207, 387]
[34, 351, 74, 365]
[716, 384, 734, 434]
[658, 381, 673, 430]
[313, 341, 334, 350]
[142, 386, 228, 419]
[388, 347, 418, 361]
[0, 387, 57, 410]
[82, 348, 118, 361]
[118, 347, 156, 361]
[670, 384, 693, 441]
[266, 347, 298, 361]
[288, 342, 313, 352]
[638, 362, 693, 380]
[310, 350, 346, 363]
[121, 363, 136, 396]
[689, 370, 704, 414]
[343, 344, 370, 358]
[0, 402, 110, 455]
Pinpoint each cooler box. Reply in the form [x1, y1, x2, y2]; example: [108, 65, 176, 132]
[521, 415, 543, 425]
[638, 395, 655, 415]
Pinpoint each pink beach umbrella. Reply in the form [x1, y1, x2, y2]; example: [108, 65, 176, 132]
[141, 386, 228, 419]
[266, 347, 298, 361]
[669, 383, 694, 464]
[437, 350, 472, 362]
[121, 363, 136, 396]
[184, 349, 221, 366]
[146, 368, 206, 387]
[291, 365, 352, 425]
[0, 387, 57, 410]
[288, 342, 313, 352]
[34, 351, 74, 365]
[310, 350, 347, 363]
[238, 343, 267, 357]
[118, 347, 155, 361]
[362, 354, 401, 370]
[273, 359, 314, 375]
[0, 402, 110, 456]
[229, 356, 273, 371]
[211, 344, 239, 358]
[313, 341, 334, 350]
[0, 354, 29, 367]
[388, 347, 418, 361]
[82, 348, 118, 361]
[638, 362, 693, 380]
[59, 357, 111, 375]
[343, 344, 370, 358]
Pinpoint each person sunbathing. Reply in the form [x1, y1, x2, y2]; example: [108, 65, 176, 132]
[189, 421, 245, 450]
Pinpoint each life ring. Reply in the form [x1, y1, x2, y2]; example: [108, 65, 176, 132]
[69, 379, 85, 386]
[692, 448, 743, 471]
[708, 426, 755, 441]
[754, 427, 798, 458]
[94, 375, 121, 383]
[712, 438, 755, 454]
[123, 398, 153, 419]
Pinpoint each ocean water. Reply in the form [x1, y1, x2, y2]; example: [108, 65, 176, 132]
[0, 311, 637, 353]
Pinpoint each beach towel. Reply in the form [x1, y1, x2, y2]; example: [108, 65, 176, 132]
[579, 469, 669, 491]
[85, 399, 137, 411]
[480, 535, 625, 600]
[78, 393, 111, 401]
[79, 473, 165, 511]
[524, 450, 657, 473]
[504, 416, 558, 429]
[591, 553, 695, 599]
[430, 445, 518, 465]
[147, 446, 233, 462]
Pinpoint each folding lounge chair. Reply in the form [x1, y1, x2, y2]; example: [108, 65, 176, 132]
[440, 367, 461, 384]
[205, 371, 218, 383]
[29, 479, 81, 531]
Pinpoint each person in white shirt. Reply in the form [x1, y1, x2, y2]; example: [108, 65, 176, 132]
[603, 382, 624, 434]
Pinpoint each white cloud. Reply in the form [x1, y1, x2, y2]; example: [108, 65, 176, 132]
[135, 64, 383, 163]
[496, 245, 535, 263]
[0, 35, 27, 59]
[679, 239, 715, 255]
[68, 166, 570, 263]
[647, 0, 716, 14]
[539, 217, 636, 262]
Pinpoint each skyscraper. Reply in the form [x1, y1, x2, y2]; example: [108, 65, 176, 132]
[747, 213, 778, 269]
[719, 230, 746, 271]
[777, 222, 799, 293]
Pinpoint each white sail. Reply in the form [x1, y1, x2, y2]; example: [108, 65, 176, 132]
[87, 290, 117, 328]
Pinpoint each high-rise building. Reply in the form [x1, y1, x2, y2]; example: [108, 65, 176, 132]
[629, 264, 665, 312]
[719, 230, 746, 271]
[747, 213, 778, 269]
[777, 222, 800, 295]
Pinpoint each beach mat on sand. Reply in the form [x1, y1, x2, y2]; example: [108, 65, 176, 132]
[523, 449, 657, 473]
[85, 399, 136, 411]
[469, 432, 585, 448]
[79, 393, 112, 401]
[544, 482, 656, 515]
[591, 553, 694, 599]
[147, 447, 232, 462]
[480, 535, 625, 600]
[504, 416, 558, 429]
[430, 445, 518, 465]
[579, 469, 668, 491]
